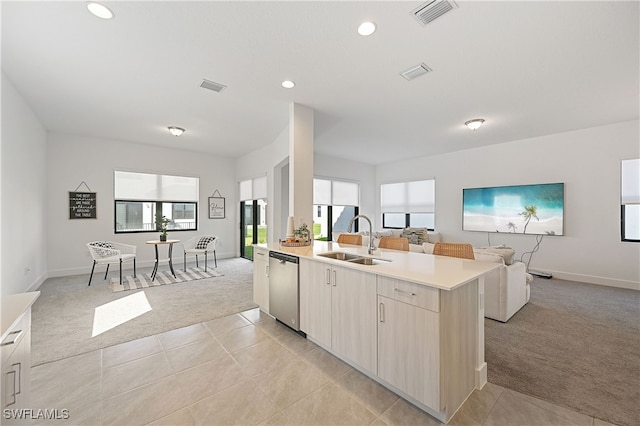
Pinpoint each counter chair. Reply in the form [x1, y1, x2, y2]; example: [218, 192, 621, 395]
[337, 233, 363, 245]
[183, 236, 218, 271]
[87, 241, 137, 286]
[433, 242, 475, 260]
[378, 236, 409, 251]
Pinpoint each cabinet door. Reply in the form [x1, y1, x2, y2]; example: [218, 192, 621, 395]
[378, 295, 441, 410]
[299, 259, 331, 347]
[331, 265, 377, 374]
[252, 249, 269, 312]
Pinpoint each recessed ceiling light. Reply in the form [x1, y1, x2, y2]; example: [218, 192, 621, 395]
[168, 126, 185, 137]
[358, 21, 376, 36]
[87, 2, 114, 19]
[282, 80, 295, 89]
[465, 119, 485, 130]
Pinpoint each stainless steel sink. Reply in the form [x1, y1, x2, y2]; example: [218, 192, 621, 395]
[317, 252, 361, 261]
[346, 257, 377, 265]
[318, 251, 389, 266]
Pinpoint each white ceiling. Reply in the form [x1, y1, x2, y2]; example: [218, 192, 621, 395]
[2, 1, 638, 165]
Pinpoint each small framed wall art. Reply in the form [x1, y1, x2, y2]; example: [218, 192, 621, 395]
[208, 191, 225, 219]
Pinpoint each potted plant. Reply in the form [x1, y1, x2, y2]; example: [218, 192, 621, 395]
[156, 214, 170, 241]
[294, 223, 310, 243]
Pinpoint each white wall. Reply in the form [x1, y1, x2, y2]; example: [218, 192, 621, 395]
[236, 125, 289, 244]
[46, 133, 238, 277]
[1, 73, 48, 296]
[376, 120, 640, 289]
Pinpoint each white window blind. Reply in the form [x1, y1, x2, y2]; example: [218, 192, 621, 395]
[240, 176, 267, 201]
[622, 159, 640, 241]
[622, 159, 640, 204]
[253, 176, 267, 200]
[313, 178, 359, 206]
[239, 180, 252, 201]
[381, 179, 435, 213]
[114, 171, 198, 201]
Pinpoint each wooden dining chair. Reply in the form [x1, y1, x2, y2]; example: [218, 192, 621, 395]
[378, 236, 409, 251]
[433, 242, 475, 260]
[337, 233, 362, 245]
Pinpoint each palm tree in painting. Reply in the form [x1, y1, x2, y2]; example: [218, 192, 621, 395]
[507, 221, 517, 233]
[519, 205, 539, 234]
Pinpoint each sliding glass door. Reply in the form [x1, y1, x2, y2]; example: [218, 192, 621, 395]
[240, 199, 267, 260]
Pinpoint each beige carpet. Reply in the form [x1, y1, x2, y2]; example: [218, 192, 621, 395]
[31, 257, 256, 366]
[485, 277, 640, 426]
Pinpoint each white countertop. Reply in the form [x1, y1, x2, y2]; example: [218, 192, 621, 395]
[257, 241, 499, 291]
[1, 291, 40, 339]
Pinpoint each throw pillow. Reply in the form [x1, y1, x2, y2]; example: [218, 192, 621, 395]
[422, 242, 435, 254]
[475, 245, 515, 265]
[402, 227, 429, 245]
[196, 236, 214, 249]
[93, 241, 115, 257]
[473, 251, 505, 264]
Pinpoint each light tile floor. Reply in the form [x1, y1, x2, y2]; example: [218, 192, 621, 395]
[30, 308, 618, 426]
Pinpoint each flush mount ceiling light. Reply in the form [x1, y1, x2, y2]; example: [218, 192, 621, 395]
[168, 126, 185, 137]
[465, 119, 485, 130]
[87, 2, 114, 19]
[281, 80, 295, 89]
[357, 21, 376, 36]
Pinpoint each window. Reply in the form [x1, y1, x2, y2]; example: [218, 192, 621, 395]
[114, 171, 199, 233]
[621, 159, 639, 242]
[381, 179, 435, 230]
[313, 178, 360, 240]
[239, 176, 268, 260]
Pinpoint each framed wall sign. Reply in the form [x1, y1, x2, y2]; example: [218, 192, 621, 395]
[69, 191, 97, 219]
[208, 196, 225, 219]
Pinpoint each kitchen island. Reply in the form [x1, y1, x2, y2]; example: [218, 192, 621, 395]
[254, 241, 499, 423]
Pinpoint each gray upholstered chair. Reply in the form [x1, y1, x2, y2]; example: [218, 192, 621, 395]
[86, 241, 137, 286]
[183, 236, 218, 271]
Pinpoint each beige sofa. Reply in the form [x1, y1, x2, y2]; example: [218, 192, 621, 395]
[334, 229, 530, 322]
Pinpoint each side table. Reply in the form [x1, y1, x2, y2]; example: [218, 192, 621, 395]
[146, 240, 180, 280]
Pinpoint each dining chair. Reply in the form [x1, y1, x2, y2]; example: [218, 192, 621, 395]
[337, 233, 363, 245]
[378, 237, 409, 251]
[86, 241, 137, 286]
[433, 242, 475, 260]
[183, 236, 218, 271]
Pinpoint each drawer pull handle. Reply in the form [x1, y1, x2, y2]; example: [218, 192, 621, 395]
[326, 269, 331, 285]
[394, 288, 416, 297]
[6, 370, 16, 406]
[1, 330, 23, 346]
[379, 302, 385, 322]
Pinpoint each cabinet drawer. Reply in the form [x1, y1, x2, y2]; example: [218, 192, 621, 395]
[1, 312, 28, 367]
[377, 276, 439, 312]
[253, 246, 269, 258]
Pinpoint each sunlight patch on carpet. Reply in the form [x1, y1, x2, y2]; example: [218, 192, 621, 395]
[92, 291, 152, 337]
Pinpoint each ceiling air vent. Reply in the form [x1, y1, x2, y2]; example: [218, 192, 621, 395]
[411, 0, 457, 26]
[200, 79, 226, 93]
[400, 63, 432, 81]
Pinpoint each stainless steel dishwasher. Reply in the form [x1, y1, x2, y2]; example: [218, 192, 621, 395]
[268, 251, 301, 332]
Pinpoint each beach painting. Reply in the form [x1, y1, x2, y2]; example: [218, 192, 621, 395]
[463, 183, 564, 236]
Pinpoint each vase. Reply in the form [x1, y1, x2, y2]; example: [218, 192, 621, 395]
[160, 234, 167, 242]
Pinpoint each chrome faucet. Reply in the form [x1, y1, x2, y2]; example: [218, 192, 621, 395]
[347, 214, 374, 255]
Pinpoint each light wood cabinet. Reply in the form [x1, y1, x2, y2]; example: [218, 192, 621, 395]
[376, 276, 478, 420]
[252, 246, 270, 313]
[300, 259, 377, 374]
[1, 301, 35, 425]
[378, 295, 440, 410]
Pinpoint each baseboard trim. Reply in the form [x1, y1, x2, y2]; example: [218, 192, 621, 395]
[540, 270, 639, 291]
